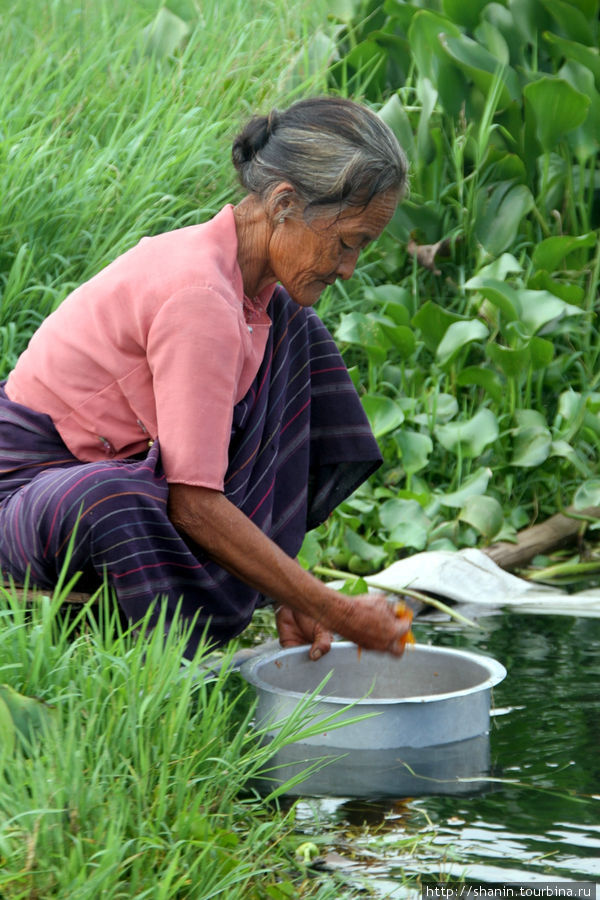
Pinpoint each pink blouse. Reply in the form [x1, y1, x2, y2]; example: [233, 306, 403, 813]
[6, 205, 275, 489]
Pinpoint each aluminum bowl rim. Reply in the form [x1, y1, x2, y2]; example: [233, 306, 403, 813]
[240, 641, 507, 706]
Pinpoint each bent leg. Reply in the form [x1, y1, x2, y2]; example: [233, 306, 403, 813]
[0, 446, 225, 651]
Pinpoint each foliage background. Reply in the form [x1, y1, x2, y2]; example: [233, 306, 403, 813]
[303, 0, 600, 577]
[0, 0, 599, 893]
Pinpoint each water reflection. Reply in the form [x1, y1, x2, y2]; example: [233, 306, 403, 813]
[258, 733, 493, 798]
[293, 613, 600, 886]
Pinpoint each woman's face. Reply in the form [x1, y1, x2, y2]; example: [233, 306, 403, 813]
[267, 189, 398, 307]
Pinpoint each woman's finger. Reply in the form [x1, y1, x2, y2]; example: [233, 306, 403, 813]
[309, 621, 333, 660]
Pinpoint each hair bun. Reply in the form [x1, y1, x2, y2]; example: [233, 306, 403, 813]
[232, 115, 272, 170]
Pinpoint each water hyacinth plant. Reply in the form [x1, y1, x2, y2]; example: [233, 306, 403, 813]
[301, 0, 600, 574]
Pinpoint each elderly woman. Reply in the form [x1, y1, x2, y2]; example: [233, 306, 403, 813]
[0, 96, 410, 660]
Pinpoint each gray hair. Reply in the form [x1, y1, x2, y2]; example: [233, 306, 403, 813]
[231, 96, 408, 219]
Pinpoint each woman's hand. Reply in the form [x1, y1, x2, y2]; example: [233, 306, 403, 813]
[326, 592, 413, 657]
[274, 604, 334, 660]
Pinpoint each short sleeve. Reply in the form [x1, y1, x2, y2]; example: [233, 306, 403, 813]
[147, 286, 245, 488]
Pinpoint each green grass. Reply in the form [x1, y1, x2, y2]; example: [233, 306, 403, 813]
[0, 0, 330, 372]
[0, 586, 355, 898]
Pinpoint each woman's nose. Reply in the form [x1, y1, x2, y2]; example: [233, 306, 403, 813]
[337, 248, 360, 280]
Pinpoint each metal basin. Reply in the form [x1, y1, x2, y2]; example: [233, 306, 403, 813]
[252, 733, 493, 797]
[240, 642, 506, 750]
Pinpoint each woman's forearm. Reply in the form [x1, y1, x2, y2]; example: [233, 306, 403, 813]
[168, 483, 342, 624]
[167, 482, 410, 653]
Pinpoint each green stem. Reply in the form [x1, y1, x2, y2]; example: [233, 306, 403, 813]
[530, 202, 551, 238]
[584, 237, 600, 362]
[313, 566, 481, 629]
[528, 559, 600, 582]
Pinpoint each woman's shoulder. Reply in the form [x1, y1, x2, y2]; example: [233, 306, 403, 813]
[118, 204, 242, 307]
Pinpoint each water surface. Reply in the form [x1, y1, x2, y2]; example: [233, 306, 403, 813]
[294, 613, 600, 892]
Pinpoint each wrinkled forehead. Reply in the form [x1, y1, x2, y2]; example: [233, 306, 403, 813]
[333, 189, 399, 236]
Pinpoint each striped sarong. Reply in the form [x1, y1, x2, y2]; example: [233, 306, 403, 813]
[0, 288, 381, 656]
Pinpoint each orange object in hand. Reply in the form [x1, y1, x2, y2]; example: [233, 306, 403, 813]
[356, 598, 415, 660]
[393, 600, 415, 647]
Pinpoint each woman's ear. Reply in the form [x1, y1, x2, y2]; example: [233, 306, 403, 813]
[267, 182, 299, 224]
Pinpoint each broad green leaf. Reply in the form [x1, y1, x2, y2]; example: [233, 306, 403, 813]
[378, 94, 416, 163]
[523, 77, 590, 152]
[474, 20, 511, 65]
[550, 440, 591, 476]
[467, 278, 520, 321]
[559, 60, 600, 163]
[379, 302, 411, 328]
[515, 408, 548, 428]
[361, 394, 404, 438]
[456, 366, 504, 403]
[298, 531, 322, 570]
[364, 285, 412, 320]
[380, 499, 431, 550]
[573, 479, 600, 509]
[435, 409, 499, 457]
[486, 150, 528, 184]
[475, 182, 534, 256]
[438, 466, 492, 508]
[347, 366, 360, 389]
[327, 0, 360, 22]
[556, 390, 586, 438]
[335, 312, 387, 364]
[472, 280, 583, 334]
[338, 575, 370, 596]
[439, 33, 521, 107]
[541, 0, 595, 44]
[344, 39, 386, 80]
[509, 0, 554, 45]
[528, 270, 585, 305]
[532, 233, 597, 271]
[335, 312, 376, 345]
[395, 430, 433, 475]
[0, 684, 56, 748]
[142, 7, 190, 57]
[345, 528, 387, 565]
[486, 342, 531, 377]
[389, 199, 445, 244]
[380, 363, 404, 389]
[529, 337, 555, 370]
[428, 538, 458, 552]
[408, 11, 464, 116]
[384, 0, 422, 30]
[416, 75, 439, 164]
[480, 4, 530, 68]
[385, 303, 413, 329]
[510, 426, 552, 466]
[543, 33, 600, 89]
[412, 301, 463, 353]
[517, 289, 584, 333]
[436, 319, 489, 366]
[442, 0, 489, 29]
[465, 253, 522, 288]
[564, 0, 600, 17]
[412, 392, 459, 427]
[459, 495, 504, 540]
[583, 409, 600, 440]
[387, 520, 430, 551]
[378, 322, 416, 359]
